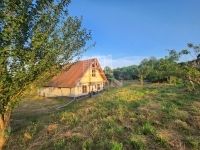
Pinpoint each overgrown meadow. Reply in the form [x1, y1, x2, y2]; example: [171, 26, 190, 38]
[6, 83, 200, 150]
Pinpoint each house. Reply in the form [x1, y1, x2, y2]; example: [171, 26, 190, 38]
[39, 58, 108, 97]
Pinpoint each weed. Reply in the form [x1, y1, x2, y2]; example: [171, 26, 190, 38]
[184, 136, 200, 150]
[53, 139, 66, 150]
[140, 122, 155, 135]
[82, 139, 93, 150]
[153, 132, 168, 147]
[130, 135, 146, 150]
[60, 112, 79, 127]
[111, 141, 123, 150]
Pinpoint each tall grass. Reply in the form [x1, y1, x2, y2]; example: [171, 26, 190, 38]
[6, 84, 200, 150]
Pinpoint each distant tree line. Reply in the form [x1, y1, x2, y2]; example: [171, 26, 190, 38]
[113, 65, 138, 80]
[104, 65, 138, 81]
[104, 43, 200, 90]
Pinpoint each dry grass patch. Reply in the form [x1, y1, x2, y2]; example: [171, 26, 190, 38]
[156, 129, 185, 150]
[187, 115, 200, 130]
[47, 124, 58, 134]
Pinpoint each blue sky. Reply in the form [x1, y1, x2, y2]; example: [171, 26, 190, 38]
[69, 0, 200, 68]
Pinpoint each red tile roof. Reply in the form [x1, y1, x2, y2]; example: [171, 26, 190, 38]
[46, 58, 107, 88]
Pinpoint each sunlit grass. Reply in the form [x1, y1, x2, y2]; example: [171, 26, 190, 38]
[6, 84, 200, 150]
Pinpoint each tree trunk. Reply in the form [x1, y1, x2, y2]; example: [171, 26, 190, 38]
[188, 76, 195, 91]
[0, 117, 6, 150]
[189, 80, 195, 91]
[0, 134, 6, 150]
[0, 112, 11, 150]
[167, 76, 172, 84]
[140, 75, 144, 86]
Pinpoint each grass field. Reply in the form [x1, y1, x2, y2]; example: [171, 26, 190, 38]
[6, 83, 200, 150]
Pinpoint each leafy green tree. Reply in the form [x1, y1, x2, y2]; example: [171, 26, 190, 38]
[0, 0, 91, 148]
[187, 43, 200, 60]
[113, 65, 137, 80]
[104, 66, 114, 81]
[144, 54, 181, 84]
[159, 43, 200, 90]
[178, 43, 200, 90]
[137, 56, 180, 84]
[136, 59, 151, 86]
[156, 58, 179, 84]
[145, 57, 161, 82]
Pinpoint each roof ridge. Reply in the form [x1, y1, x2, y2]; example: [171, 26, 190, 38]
[79, 58, 97, 62]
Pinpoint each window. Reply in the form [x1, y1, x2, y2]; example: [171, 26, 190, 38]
[82, 85, 87, 93]
[97, 84, 101, 90]
[92, 69, 96, 77]
[92, 62, 98, 68]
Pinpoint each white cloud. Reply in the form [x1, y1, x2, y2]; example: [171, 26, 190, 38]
[82, 55, 148, 69]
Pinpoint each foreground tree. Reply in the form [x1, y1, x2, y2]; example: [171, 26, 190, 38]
[0, 0, 91, 149]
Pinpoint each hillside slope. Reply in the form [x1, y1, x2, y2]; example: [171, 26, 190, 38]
[6, 84, 200, 150]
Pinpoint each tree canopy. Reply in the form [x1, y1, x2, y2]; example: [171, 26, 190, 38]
[109, 44, 200, 89]
[104, 66, 114, 81]
[0, 0, 91, 148]
[113, 65, 137, 80]
[136, 44, 200, 87]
